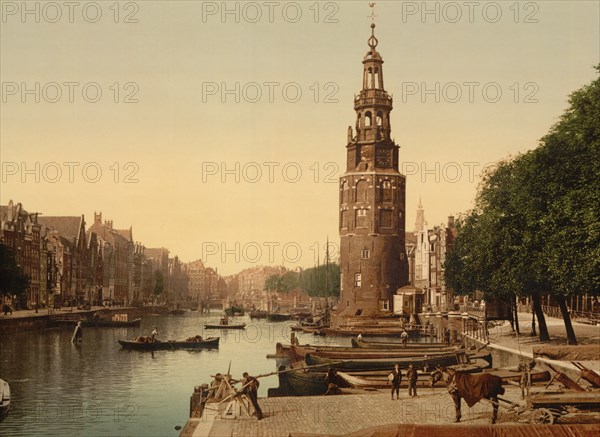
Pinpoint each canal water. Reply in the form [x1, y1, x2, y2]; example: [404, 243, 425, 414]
[0, 312, 347, 437]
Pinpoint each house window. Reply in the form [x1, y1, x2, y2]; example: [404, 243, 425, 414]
[354, 273, 362, 287]
[361, 249, 370, 259]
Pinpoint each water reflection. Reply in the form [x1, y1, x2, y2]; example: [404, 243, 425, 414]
[0, 312, 345, 436]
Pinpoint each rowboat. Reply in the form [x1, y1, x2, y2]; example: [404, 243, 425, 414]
[224, 306, 244, 316]
[81, 318, 141, 328]
[169, 309, 186, 315]
[305, 351, 492, 371]
[204, 323, 246, 330]
[0, 379, 10, 422]
[352, 338, 448, 349]
[268, 313, 292, 322]
[325, 327, 420, 337]
[249, 310, 268, 318]
[118, 336, 220, 350]
[288, 344, 462, 363]
[278, 358, 492, 396]
[336, 359, 492, 389]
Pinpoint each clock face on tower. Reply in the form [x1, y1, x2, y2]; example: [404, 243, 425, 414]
[375, 149, 391, 167]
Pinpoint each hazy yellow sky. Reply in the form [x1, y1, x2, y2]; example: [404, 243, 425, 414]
[1, 1, 599, 274]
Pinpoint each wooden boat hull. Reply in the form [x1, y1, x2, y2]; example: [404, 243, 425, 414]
[336, 358, 494, 389]
[0, 379, 10, 422]
[289, 345, 462, 362]
[169, 309, 186, 315]
[204, 323, 246, 330]
[284, 369, 328, 396]
[118, 337, 219, 350]
[352, 338, 448, 349]
[305, 351, 492, 371]
[81, 318, 141, 328]
[268, 313, 292, 321]
[224, 307, 245, 316]
[326, 327, 420, 337]
[250, 310, 268, 318]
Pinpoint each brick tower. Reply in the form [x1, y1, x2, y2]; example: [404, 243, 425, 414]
[337, 18, 408, 319]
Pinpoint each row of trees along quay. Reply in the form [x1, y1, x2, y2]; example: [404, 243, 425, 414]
[0, 244, 30, 303]
[265, 263, 341, 297]
[445, 65, 600, 345]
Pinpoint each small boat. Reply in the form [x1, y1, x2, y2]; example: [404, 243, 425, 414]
[289, 345, 462, 361]
[304, 351, 492, 371]
[335, 358, 494, 389]
[277, 358, 493, 397]
[118, 336, 220, 351]
[224, 306, 245, 316]
[325, 327, 420, 337]
[169, 309, 186, 315]
[0, 379, 11, 422]
[81, 318, 141, 328]
[204, 323, 246, 330]
[249, 310, 268, 319]
[352, 338, 448, 349]
[268, 313, 292, 322]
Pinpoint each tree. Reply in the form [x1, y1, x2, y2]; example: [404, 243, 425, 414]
[153, 270, 164, 296]
[0, 243, 30, 301]
[297, 264, 340, 297]
[445, 66, 600, 344]
[265, 274, 284, 293]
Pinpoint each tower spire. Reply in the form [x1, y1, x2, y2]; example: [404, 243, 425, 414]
[368, 3, 378, 49]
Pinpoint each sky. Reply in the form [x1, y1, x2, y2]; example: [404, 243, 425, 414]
[1, 1, 599, 275]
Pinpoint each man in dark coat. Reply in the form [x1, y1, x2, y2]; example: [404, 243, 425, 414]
[406, 364, 418, 397]
[241, 372, 263, 420]
[389, 363, 402, 399]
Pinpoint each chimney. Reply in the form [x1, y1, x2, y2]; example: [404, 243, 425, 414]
[447, 216, 455, 228]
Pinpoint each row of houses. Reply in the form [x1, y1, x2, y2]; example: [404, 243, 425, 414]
[399, 199, 457, 315]
[0, 200, 186, 308]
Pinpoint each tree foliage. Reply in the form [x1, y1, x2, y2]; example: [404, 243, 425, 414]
[445, 66, 600, 344]
[0, 243, 30, 299]
[153, 270, 164, 296]
[266, 264, 340, 297]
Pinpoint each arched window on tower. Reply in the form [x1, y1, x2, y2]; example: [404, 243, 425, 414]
[341, 181, 349, 204]
[376, 111, 383, 127]
[374, 67, 380, 88]
[356, 180, 368, 202]
[365, 112, 372, 127]
[367, 67, 373, 88]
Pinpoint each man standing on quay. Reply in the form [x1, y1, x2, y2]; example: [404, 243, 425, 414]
[406, 364, 418, 397]
[241, 372, 264, 420]
[389, 363, 402, 400]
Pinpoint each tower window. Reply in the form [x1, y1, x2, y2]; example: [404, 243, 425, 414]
[361, 249, 370, 259]
[376, 111, 383, 126]
[365, 112, 372, 127]
[341, 181, 349, 204]
[354, 273, 362, 287]
[381, 180, 392, 202]
[356, 180, 368, 202]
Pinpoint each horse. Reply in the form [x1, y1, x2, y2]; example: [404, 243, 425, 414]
[430, 367, 504, 424]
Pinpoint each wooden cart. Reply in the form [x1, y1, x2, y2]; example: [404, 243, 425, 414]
[526, 391, 600, 424]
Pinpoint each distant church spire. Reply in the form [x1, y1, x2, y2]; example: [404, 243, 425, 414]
[415, 197, 426, 232]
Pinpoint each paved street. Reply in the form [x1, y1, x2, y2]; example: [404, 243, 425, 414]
[183, 385, 598, 437]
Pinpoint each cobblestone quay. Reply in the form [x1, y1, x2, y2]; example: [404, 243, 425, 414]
[180, 386, 599, 437]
